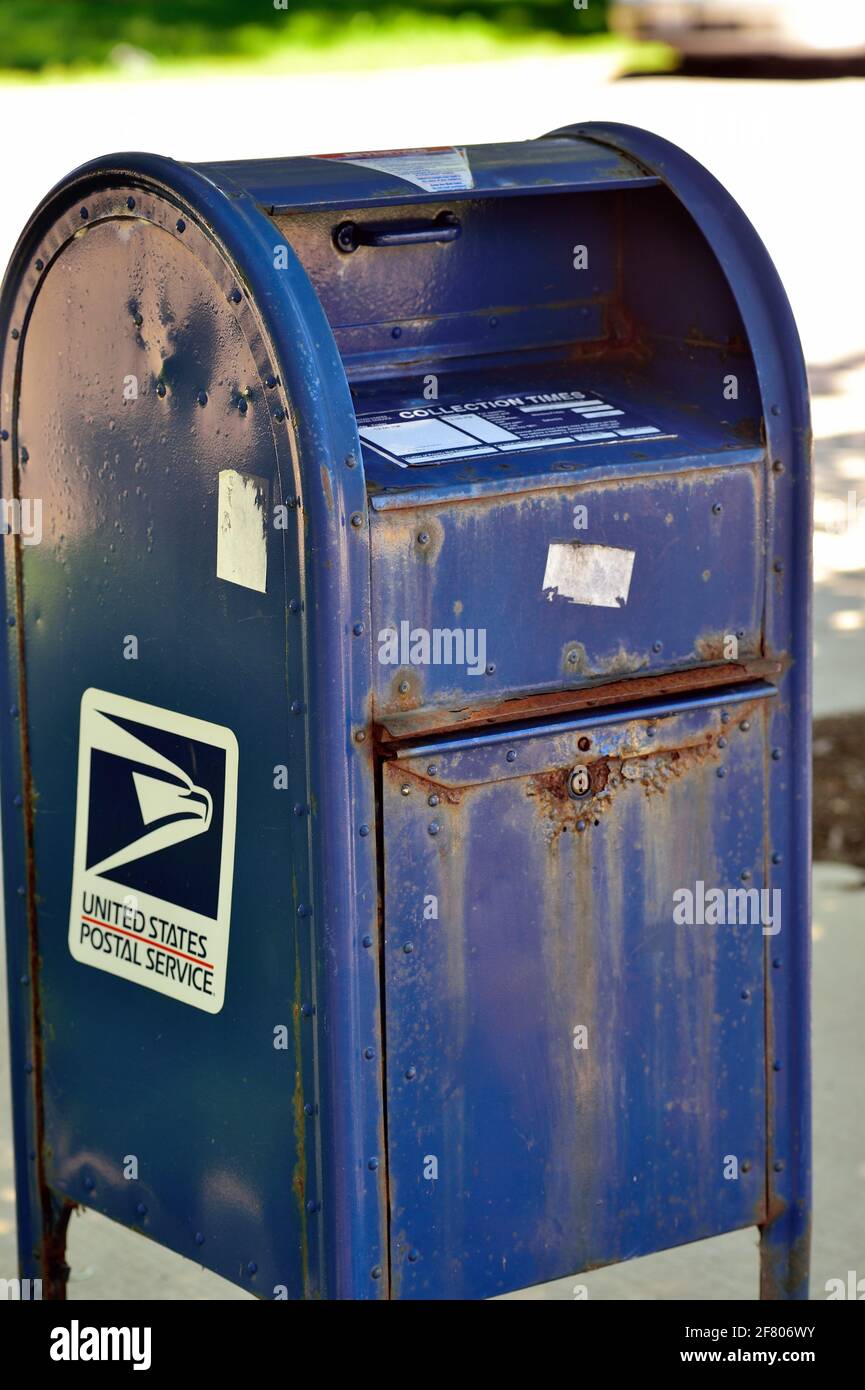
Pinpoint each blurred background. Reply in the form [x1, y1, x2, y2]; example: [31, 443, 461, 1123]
[0, 0, 862, 1300]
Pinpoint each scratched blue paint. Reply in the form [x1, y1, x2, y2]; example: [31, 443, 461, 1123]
[0, 125, 810, 1300]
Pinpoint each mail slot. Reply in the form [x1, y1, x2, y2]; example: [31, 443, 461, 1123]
[0, 124, 811, 1300]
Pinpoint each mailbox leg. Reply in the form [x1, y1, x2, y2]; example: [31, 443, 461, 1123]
[17, 1187, 73, 1301]
[758, 1207, 810, 1300]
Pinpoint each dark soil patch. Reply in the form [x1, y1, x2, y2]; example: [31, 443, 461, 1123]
[814, 714, 865, 879]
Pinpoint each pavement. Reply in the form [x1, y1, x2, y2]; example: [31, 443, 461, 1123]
[0, 50, 862, 1300]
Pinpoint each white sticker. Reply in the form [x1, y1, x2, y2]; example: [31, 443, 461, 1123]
[320, 146, 474, 193]
[68, 689, 239, 1013]
[543, 542, 636, 609]
[217, 469, 268, 594]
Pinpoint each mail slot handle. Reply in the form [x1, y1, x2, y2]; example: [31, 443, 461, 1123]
[335, 212, 461, 252]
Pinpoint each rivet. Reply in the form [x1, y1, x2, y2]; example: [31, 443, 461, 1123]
[577, 736, 591, 751]
[297, 903, 310, 918]
[741, 870, 752, 882]
[400, 784, 411, 796]
[770, 404, 781, 417]
[368, 1157, 379, 1171]
[404, 1066, 417, 1080]
[398, 680, 410, 694]
[741, 1159, 752, 1173]
[229, 288, 242, 303]
[428, 794, 439, 807]
[371, 1266, 383, 1280]
[290, 700, 303, 715]
[427, 764, 438, 776]
[773, 1061, 782, 1072]
[721, 711, 730, 723]
[10, 706, 18, 718]
[34, 258, 44, 272]
[407, 1249, 420, 1263]
[293, 803, 306, 817]
[156, 381, 166, 398]
[772, 958, 782, 970]
[13, 794, 23, 807]
[16, 884, 24, 895]
[772, 852, 783, 865]
[176, 218, 186, 233]
[359, 824, 370, 837]
[20, 974, 28, 985]
[265, 374, 277, 389]
[417, 531, 430, 546]
[289, 599, 301, 613]
[718, 736, 727, 748]
[136, 1202, 147, 1216]
[506, 749, 517, 762]
[391, 326, 402, 339]
[83, 1175, 94, 1191]
[20, 447, 29, 464]
[197, 390, 208, 407]
[304, 1103, 314, 1116]
[741, 990, 750, 1000]
[740, 719, 750, 732]
[273, 407, 285, 422]
[364, 1047, 375, 1060]
[247, 1261, 258, 1275]
[712, 502, 723, 515]
[0, 429, 7, 440]
[301, 1003, 313, 1017]
[652, 640, 662, 653]
[486, 664, 495, 675]
[428, 821, 440, 836]
[353, 621, 364, 636]
[772, 459, 784, 474]
[646, 726, 656, 739]
[403, 942, 414, 954]
[194, 1232, 205, 1246]
[350, 512, 364, 528]
[773, 560, 784, 573]
[306, 1199, 319, 1214]
[362, 935, 373, 949]
[126, 197, 136, 210]
[345, 452, 357, 468]
[773, 1159, 784, 1172]
[133, 313, 143, 327]
[10, 329, 19, 340]
[576, 819, 586, 832]
[80, 206, 89, 220]
[716, 767, 727, 779]
[355, 730, 366, 743]
[772, 748, 782, 761]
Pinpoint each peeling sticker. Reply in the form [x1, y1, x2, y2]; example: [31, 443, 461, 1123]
[543, 541, 636, 608]
[217, 469, 268, 593]
[319, 146, 473, 193]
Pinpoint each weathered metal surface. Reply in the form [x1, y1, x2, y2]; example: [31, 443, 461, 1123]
[383, 685, 773, 1299]
[370, 465, 765, 722]
[0, 124, 810, 1301]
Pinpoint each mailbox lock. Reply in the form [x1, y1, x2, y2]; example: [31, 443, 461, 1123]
[568, 765, 591, 798]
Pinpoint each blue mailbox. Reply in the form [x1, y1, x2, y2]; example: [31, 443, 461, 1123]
[0, 124, 810, 1300]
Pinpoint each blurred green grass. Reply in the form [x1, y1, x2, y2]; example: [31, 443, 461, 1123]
[0, 0, 665, 80]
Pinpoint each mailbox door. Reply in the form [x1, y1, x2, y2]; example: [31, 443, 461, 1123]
[382, 685, 772, 1299]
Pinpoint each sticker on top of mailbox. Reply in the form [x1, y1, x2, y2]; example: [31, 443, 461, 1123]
[356, 388, 675, 467]
[68, 689, 238, 1014]
[319, 145, 473, 193]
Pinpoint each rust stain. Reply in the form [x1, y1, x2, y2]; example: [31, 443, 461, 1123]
[376, 659, 784, 743]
